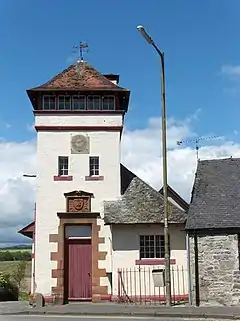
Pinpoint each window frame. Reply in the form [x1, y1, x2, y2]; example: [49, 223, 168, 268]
[58, 95, 71, 110]
[72, 95, 86, 110]
[65, 225, 92, 239]
[139, 235, 165, 259]
[58, 156, 69, 176]
[89, 156, 100, 176]
[102, 95, 115, 111]
[42, 95, 56, 110]
[87, 95, 101, 110]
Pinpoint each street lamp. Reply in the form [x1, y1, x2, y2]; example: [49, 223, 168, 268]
[23, 174, 37, 178]
[137, 25, 171, 306]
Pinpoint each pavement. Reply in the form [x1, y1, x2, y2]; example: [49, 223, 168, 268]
[2, 302, 240, 320]
[0, 302, 30, 315]
[0, 317, 217, 321]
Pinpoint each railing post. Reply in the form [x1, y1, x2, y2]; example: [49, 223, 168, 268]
[117, 269, 121, 302]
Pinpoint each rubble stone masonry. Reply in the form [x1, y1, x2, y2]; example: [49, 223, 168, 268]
[190, 234, 240, 306]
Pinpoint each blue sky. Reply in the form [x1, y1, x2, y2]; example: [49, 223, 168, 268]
[1, 0, 240, 245]
[1, 0, 240, 143]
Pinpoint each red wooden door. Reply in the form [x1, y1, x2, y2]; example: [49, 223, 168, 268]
[67, 239, 92, 300]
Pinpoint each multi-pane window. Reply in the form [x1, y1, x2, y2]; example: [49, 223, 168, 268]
[42, 95, 117, 111]
[43, 96, 56, 110]
[58, 96, 71, 110]
[72, 96, 86, 110]
[102, 96, 115, 110]
[89, 156, 99, 176]
[139, 235, 165, 259]
[87, 96, 101, 110]
[58, 156, 69, 176]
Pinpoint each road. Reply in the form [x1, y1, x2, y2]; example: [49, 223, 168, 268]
[0, 316, 188, 321]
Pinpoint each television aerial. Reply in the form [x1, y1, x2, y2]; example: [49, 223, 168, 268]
[176, 135, 219, 160]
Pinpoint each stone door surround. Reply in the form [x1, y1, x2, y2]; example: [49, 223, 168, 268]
[49, 190, 107, 304]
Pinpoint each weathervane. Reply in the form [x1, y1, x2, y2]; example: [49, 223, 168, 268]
[73, 42, 89, 61]
[177, 135, 219, 161]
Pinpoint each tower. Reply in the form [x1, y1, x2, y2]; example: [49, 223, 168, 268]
[26, 60, 130, 303]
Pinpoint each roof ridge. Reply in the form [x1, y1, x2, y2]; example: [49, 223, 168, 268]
[121, 163, 162, 198]
[199, 157, 240, 163]
[34, 64, 75, 89]
[105, 166, 187, 225]
[121, 164, 184, 212]
[30, 60, 127, 91]
[81, 61, 125, 89]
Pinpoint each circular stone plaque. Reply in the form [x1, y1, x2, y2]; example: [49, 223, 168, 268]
[71, 135, 88, 153]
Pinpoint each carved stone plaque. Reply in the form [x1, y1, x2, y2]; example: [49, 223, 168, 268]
[71, 135, 89, 154]
[68, 197, 90, 212]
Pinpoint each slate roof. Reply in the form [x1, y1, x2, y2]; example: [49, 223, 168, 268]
[186, 157, 240, 231]
[159, 185, 189, 212]
[105, 165, 187, 225]
[28, 60, 128, 91]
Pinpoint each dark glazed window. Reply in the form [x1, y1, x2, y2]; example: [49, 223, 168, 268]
[87, 96, 101, 110]
[58, 156, 69, 176]
[139, 235, 165, 259]
[72, 96, 86, 110]
[89, 156, 99, 176]
[102, 96, 115, 110]
[58, 96, 71, 110]
[43, 96, 56, 110]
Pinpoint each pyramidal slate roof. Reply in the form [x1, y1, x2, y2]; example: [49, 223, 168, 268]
[28, 60, 128, 91]
[186, 157, 240, 231]
[104, 165, 187, 225]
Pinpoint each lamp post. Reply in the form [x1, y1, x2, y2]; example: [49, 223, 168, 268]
[137, 25, 171, 306]
[23, 173, 37, 296]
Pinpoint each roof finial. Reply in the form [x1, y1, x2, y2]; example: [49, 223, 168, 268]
[73, 42, 89, 62]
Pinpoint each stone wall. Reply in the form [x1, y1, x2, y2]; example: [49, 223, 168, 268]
[190, 234, 240, 306]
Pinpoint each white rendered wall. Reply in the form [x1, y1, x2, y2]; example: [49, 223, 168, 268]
[35, 114, 123, 127]
[31, 243, 34, 294]
[34, 114, 122, 296]
[111, 224, 187, 297]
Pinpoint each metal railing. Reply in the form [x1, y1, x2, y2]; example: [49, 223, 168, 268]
[117, 265, 188, 305]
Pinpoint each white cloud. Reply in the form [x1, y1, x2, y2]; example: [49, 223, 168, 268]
[0, 140, 36, 245]
[0, 121, 12, 132]
[121, 114, 240, 201]
[221, 65, 240, 79]
[1, 112, 240, 244]
[4, 123, 11, 129]
[234, 130, 239, 135]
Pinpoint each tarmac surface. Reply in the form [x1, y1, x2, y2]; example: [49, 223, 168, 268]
[0, 316, 201, 321]
[2, 301, 240, 320]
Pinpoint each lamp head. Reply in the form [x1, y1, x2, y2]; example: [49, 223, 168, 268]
[137, 25, 154, 44]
